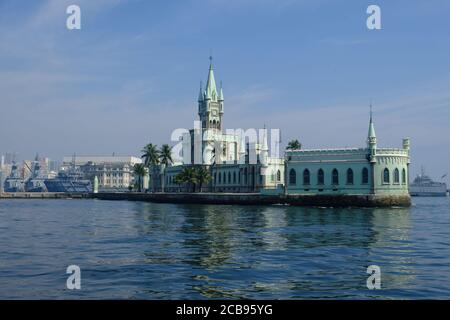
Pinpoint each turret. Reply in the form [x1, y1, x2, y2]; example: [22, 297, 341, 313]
[198, 56, 223, 131]
[198, 81, 203, 114]
[218, 81, 224, 114]
[402, 137, 410, 151]
[205, 58, 217, 101]
[367, 106, 377, 162]
[198, 81, 203, 102]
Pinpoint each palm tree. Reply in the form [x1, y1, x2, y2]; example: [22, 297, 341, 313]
[141, 143, 160, 192]
[173, 173, 184, 192]
[286, 139, 302, 150]
[195, 166, 212, 192]
[159, 144, 173, 193]
[133, 163, 146, 193]
[175, 167, 197, 192]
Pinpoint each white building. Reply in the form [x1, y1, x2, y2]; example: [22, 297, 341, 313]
[62, 155, 143, 189]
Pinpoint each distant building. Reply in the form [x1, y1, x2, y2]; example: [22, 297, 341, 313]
[62, 155, 142, 167]
[62, 155, 142, 189]
[3, 152, 18, 165]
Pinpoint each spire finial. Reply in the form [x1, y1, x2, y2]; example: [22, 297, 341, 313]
[209, 50, 213, 69]
[367, 99, 377, 145]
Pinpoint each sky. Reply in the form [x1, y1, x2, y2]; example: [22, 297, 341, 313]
[0, 0, 449, 179]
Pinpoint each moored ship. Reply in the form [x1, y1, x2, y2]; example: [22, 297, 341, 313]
[410, 168, 448, 197]
[44, 169, 92, 193]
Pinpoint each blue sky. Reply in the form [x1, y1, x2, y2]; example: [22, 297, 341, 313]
[0, 0, 449, 179]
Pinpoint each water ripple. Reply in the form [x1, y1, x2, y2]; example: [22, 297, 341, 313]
[0, 197, 450, 299]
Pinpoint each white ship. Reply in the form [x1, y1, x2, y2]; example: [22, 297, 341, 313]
[410, 168, 448, 197]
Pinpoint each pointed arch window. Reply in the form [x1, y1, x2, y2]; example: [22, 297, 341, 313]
[228, 172, 231, 184]
[402, 168, 406, 184]
[289, 169, 296, 185]
[276, 170, 281, 182]
[346, 168, 354, 185]
[394, 168, 400, 184]
[317, 169, 324, 185]
[362, 168, 369, 184]
[383, 168, 390, 184]
[303, 169, 310, 185]
[218, 172, 222, 184]
[332, 169, 339, 185]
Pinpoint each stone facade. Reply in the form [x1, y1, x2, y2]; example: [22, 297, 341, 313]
[62, 155, 142, 189]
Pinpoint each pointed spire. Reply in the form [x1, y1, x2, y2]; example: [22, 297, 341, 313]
[368, 102, 376, 139]
[205, 55, 217, 101]
[367, 102, 377, 149]
[218, 81, 224, 101]
[198, 81, 203, 102]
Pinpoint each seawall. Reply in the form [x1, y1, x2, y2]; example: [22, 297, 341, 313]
[0, 192, 411, 207]
[0, 192, 92, 199]
[93, 192, 411, 208]
[93, 192, 281, 205]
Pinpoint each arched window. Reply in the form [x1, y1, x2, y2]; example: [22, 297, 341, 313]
[332, 169, 339, 185]
[228, 172, 231, 184]
[362, 168, 369, 184]
[394, 168, 400, 184]
[383, 168, 390, 184]
[244, 168, 247, 184]
[233, 172, 236, 183]
[289, 169, 296, 185]
[402, 168, 406, 184]
[219, 172, 222, 184]
[346, 168, 354, 184]
[317, 169, 324, 185]
[214, 172, 217, 183]
[276, 170, 281, 182]
[303, 169, 310, 185]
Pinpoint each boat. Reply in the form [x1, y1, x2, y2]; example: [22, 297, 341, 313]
[25, 178, 48, 192]
[409, 168, 448, 197]
[23, 158, 48, 192]
[3, 163, 25, 192]
[44, 169, 92, 193]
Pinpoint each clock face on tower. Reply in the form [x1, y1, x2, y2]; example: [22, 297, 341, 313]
[212, 109, 218, 116]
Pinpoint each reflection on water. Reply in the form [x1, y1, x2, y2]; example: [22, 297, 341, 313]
[0, 198, 449, 299]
